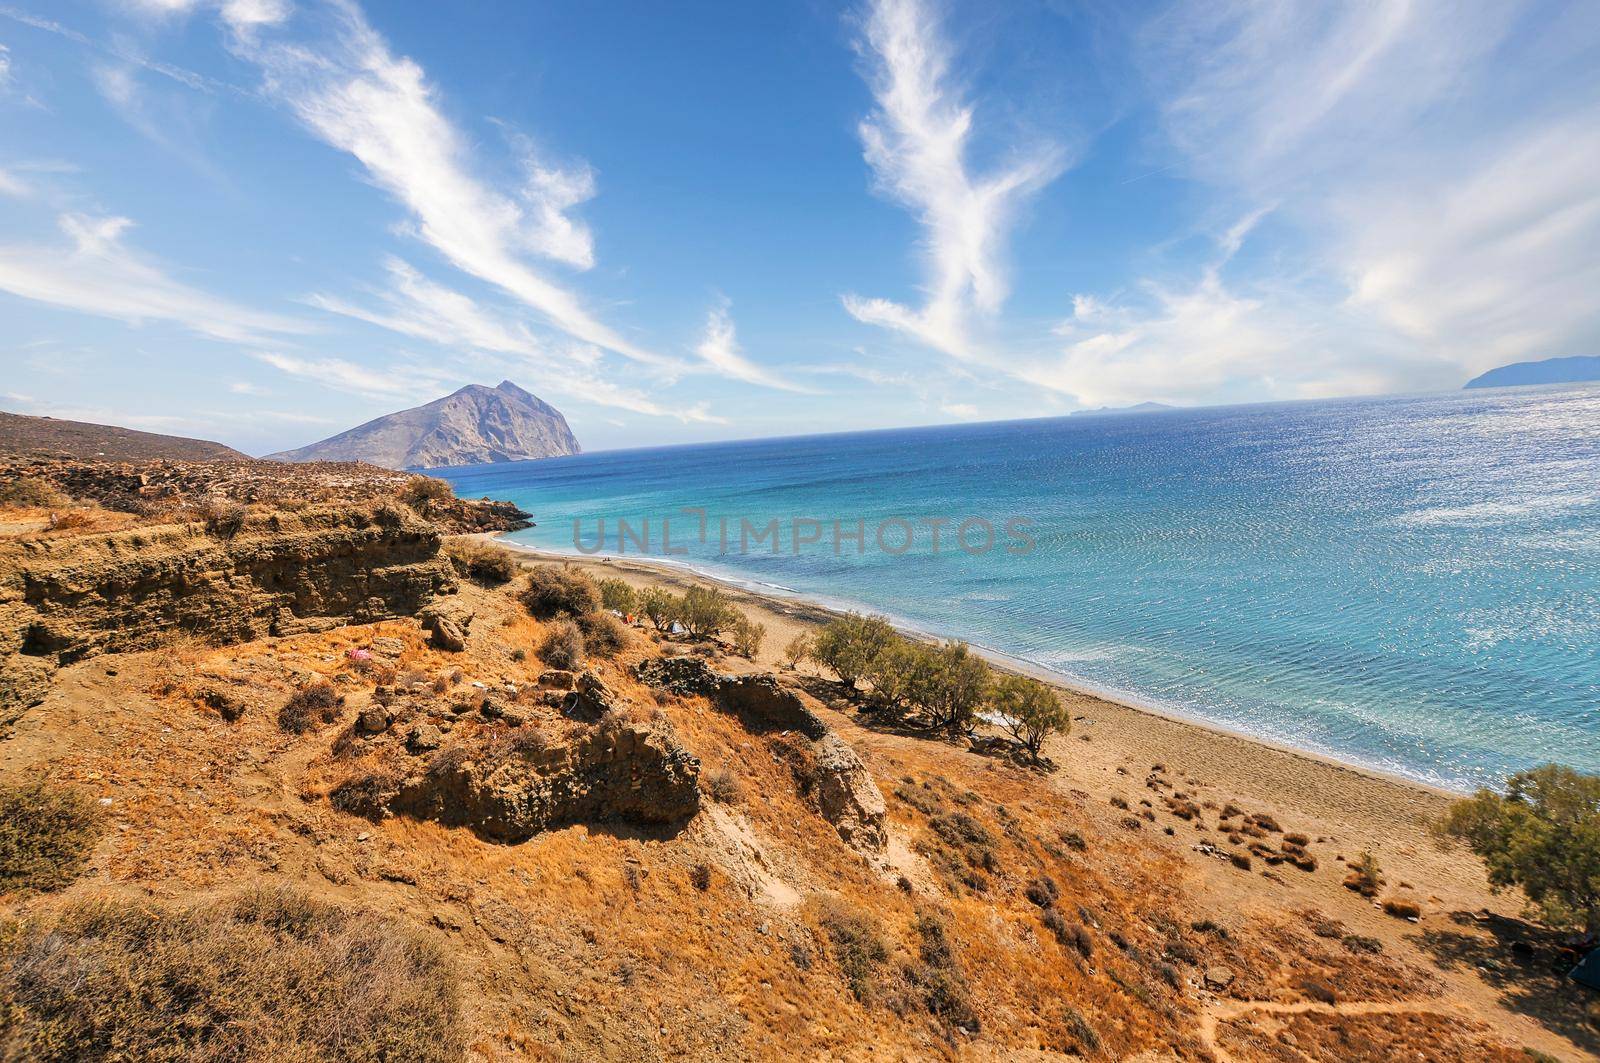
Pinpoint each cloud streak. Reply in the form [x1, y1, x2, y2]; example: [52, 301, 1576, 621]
[0, 213, 310, 343]
[226, 0, 674, 368]
[843, 0, 1063, 358]
[693, 300, 815, 393]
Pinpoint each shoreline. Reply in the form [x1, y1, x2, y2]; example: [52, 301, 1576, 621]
[481, 535, 1464, 805]
[484, 535, 1463, 803]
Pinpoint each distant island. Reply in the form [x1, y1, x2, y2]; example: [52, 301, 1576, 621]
[1071, 401, 1177, 417]
[1464, 355, 1600, 390]
[268, 380, 580, 470]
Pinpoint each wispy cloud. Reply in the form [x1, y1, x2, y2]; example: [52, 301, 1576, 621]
[252, 351, 451, 401]
[0, 213, 310, 343]
[692, 299, 815, 393]
[843, 0, 1064, 358]
[225, 0, 672, 368]
[307, 257, 544, 357]
[1033, 0, 1600, 406]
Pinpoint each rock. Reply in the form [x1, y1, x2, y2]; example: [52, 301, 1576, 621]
[1203, 966, 1235, 991]
[407, 722, 443, 753]
[562, 670, 617, 721]
[715, 674, 828, 739]
[388, 720, 700, 842]
[428, 616, 467, 652]
[198, 685, 246, 722]
[632, 655, 720, 696]
[812, 734, 888, 855]
[537, 669, 577, 690]
[356, 705, 393, 735]
[370, 636, 405, 657]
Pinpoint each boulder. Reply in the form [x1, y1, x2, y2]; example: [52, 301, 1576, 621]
[356, 704, 393, 735]
[1203, 966, 1235, 991]
[389, 721, 700, 842]
[537, 669, 577, 690]
[811, 734, 888, 855]
[407, 722, 443, 753]
[420, 603, 473, 653]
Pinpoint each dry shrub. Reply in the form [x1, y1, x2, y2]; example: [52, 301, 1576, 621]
[1381, 897, 1422, 919]
[0, 784, 102, 894]
[689, 863, 712, 891]
[443, 539, 518, 584]
[537, 618, 585, 670]
[704, 767, 742, 804]
[730, 614, 765, 659]
[198, 497, 248, 538]
[812, 896, 888, 1002]
[1343, 851, 1384, 897]
[0, 887, 464, 1062]
[0, 477, 68, 508]
[401, 475, 454, 511]
[906, 910, 978, 1031]
[575, 611, 629, 657]
[277, 681, 343, 734]
[328, 772, 400, 821]
[520, 565, 600, 618]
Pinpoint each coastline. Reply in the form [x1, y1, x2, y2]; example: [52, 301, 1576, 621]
[482, 535, 1464, 803]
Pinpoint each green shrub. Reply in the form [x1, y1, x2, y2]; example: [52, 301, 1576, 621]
[731, 614, 765, 659]
[0, 888, 464, 1062]
[0, 478, 69, 508]
[1445, 763, 1600, 933]
[812, 613, 896, 690]
[538, 618, 585, 670]
[597, 577, 637, 614]
[575, 611, 628, 657]
[638, 587, 680, 631]
[520, 565, 601, 618]
[277, 681, 343, 734]
[678, 585, 738, 639]
[990, 674, 1071, 761]
[0, 784, 102, 894]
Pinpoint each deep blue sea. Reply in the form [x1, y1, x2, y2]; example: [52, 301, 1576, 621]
[436, 384, 1600, 793]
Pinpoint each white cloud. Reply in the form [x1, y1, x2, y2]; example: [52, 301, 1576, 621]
[227, 0, 672, 368]
[0, 168, 27, 197]
[0, 213, 310, 343]
[252, 351, 450, 401]
[844, 0, 1063, 358]
[1045, 0, 1600, 407]
[939, 402, 978, 419]
[308, 257, 545, 357]
[692, 300, 814, 393]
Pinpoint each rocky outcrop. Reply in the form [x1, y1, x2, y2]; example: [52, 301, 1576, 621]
[813, 735, 889, 855]
[268, 380, 580, 470]
[348, 721, 700, 842]
[633, 656, 884, 855]
[0, 504, 455, 723]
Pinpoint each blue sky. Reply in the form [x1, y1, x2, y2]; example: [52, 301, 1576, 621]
[1, 0, 1597, 455]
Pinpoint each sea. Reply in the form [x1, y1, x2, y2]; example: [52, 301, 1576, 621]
[435, 383, 1600, 793]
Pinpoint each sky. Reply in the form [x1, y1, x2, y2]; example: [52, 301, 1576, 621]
[0, 0, 1597, 455]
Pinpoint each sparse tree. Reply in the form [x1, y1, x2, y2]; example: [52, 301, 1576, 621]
[861, 637, 925, 715]
[678, 585, 738, 639]
[638, 587, 679, 631]
[1444, 764, 1600, 933]
[782, 633, 814, 669]
[731, 615, 765, 659]
[597, 577, 637, 615]
[811, 613, 896, 691]
[910, 641, 990, 734]
[990, 674, 1071, 762]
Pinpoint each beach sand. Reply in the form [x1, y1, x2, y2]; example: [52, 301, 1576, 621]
[480, 537, 1596, 1060]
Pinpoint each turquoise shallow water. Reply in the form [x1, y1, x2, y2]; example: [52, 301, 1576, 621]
[436, 384, 1600, 793]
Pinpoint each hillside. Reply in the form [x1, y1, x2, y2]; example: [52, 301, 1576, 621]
[0, 410, 247, 461]
[1465, 355, 1600, 389]
[0, 498, 1590, 1059]
[268, 381, 580, 470]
